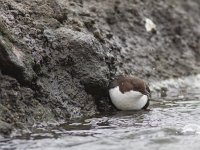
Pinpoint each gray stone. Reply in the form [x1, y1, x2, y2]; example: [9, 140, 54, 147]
[0, 120, 12, 135]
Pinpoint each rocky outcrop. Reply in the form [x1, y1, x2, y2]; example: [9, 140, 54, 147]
[0, 0, 200, 134]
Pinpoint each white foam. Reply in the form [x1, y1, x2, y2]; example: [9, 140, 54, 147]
[180, 124, 200, 135]
[151, 74, 200, 91]
[150, 74, 200, 99]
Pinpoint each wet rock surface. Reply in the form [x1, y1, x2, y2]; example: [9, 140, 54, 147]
[0, 0, 200, 134]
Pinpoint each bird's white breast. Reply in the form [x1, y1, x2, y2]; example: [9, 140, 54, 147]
[109, 86, 148, 110]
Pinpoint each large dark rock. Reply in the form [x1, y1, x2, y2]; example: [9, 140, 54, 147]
[43, 27, 110, 96]
[0, 0, 200, 134]
[0, 120, 12, 136]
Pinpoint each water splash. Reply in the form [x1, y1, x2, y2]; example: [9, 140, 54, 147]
[180, 124, 200, 135]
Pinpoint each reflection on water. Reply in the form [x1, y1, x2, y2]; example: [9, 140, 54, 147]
[1, 75, 200, 150]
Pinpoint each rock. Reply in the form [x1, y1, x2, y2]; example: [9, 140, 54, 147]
[145, 18, 156, 33]
[0, 0, 200, 135]
[0, 35, 36, 85]
[0, 121, 12, 136]
[46, 27, 110, 95]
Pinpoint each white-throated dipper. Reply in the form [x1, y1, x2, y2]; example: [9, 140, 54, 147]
[109, 75, 150, 110]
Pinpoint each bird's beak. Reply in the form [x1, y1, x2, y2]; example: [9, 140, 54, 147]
[145, 90, 151, 97]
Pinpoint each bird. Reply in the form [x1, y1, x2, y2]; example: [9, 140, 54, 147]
[109, 75, 150, 110]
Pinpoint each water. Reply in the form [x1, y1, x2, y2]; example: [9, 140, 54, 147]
[1, 75, 200, 150]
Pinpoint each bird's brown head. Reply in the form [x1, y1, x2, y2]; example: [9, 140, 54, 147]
[109, 75, 150, 96]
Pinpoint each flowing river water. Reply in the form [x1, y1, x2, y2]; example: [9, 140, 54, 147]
[1, 75, 200, 150]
